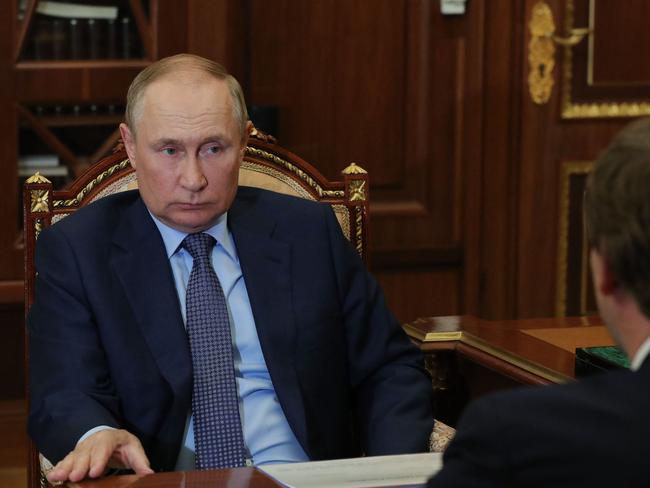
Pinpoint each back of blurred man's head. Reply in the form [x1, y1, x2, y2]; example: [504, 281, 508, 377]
[585, 117, 650, 319]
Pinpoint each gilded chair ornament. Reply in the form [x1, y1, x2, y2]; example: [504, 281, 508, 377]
[248, 125, 277, 144]
[26, 172, 51, 185]
[53, 159, 131, 208]
[30, 190, 49, 213]
[355, 207, 364, 256]
[342, 162, 368, 175]
[349, 180, 367, 202]
[34, 219, 44, 241]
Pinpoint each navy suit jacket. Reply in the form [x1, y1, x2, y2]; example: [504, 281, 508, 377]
[28, 187, 433, 470]
[429, 358, 650, 487]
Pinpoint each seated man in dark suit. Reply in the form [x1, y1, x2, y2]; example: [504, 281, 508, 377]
[429, 118, 650, 487]
[28, 54, 434, 483]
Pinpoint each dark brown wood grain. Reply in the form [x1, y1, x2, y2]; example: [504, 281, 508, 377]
[244, 0, 484, 321]
[186, 0, 246, 82]
[591, 1, 650, 85]
[570, 0, 650, 102]
[1, 0, 21, 281]
[513, 0, 632, 318]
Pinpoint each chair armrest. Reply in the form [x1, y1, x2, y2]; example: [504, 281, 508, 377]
[429, 419, 456, 452]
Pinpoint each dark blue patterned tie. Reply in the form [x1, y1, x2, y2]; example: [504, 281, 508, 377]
[182, 233, 247, 469]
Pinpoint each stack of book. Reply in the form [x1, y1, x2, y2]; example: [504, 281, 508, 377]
[18, 154, 68, 179]
[24, 1, 141, 60]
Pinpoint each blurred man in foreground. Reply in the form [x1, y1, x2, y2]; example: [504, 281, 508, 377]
[429, 118, 650, 487]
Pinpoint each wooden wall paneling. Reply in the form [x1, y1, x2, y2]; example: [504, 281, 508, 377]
[248, 0, 343, 173]
[248, 0, 405, 187]
[186, 0, 246, 82]
[473, 0, 525, 319]
[247, 0, 406, 185]
[513, 0, 637, 318]
[393, 3, 462, 245]
[375, 268, 460, 324]
[567, 0, 650, 105]
[369, 1, 469, 252]
[590, 0, 650, 85]
[555, 162, 597, 316]
[460, 0, 485, 316]
[154, 1, 189, 58]
[0, 304, 25, 400]
[332, 0, 406, 188]
[244, 0, 471, 320]
[515, 120, 624, 318]
[514, 0, 563, 318]
[1, 2, 21, 281]
[371, 1, 478, 320]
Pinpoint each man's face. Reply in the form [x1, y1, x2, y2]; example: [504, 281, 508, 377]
[120, 74, 247, 233]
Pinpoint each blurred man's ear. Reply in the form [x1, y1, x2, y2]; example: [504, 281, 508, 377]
[119, 123, 137, 168]
[590, 248, 618, 296]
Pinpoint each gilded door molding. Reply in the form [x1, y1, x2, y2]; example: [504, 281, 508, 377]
[562, 0, 650, 118]
[556, 161, 594, 316]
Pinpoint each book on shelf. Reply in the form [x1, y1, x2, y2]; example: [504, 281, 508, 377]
[36, 1, 119, 20]
[19, 154, 59, 167]
[19, 165, 69, 178]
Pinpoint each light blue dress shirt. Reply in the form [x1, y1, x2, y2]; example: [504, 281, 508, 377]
[150, 212, 309, 470]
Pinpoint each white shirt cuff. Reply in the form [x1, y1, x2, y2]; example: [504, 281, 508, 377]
[77, 425, 116, 445]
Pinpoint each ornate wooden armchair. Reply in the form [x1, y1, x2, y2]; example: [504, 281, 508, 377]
[23, 127, 370, 487]
[23, 127, 450, 487]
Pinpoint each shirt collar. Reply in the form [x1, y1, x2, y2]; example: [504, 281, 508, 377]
[149, 211, 238, 262]
[631, 335, 650, 371]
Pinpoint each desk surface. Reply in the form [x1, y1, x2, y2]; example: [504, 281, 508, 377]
[69, 468, 280, 488]
[405, 315, 615, 384]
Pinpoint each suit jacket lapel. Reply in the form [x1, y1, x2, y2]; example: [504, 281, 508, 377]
[229, 192, 309, 454]
[109, 197, 192, 401]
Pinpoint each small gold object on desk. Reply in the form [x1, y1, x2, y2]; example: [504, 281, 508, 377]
[403, 316, 463, 342]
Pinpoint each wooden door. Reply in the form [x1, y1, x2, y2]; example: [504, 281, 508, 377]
[237, 0, 485, 322]
[481, 0, 650, 318]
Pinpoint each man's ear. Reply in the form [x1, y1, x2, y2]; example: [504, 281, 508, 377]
[119, 123, 137, 169]
[240, 121, 253, 155]
[590, 248, 618, 296]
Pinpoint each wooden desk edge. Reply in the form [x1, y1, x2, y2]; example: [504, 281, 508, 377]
[458, 332, 570, 385]
[404, 323, 573, 385]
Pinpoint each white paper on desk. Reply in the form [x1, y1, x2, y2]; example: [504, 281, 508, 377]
[259, 452, 442, 488]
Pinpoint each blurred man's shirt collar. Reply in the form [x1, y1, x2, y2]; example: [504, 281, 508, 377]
[630, 335, 650, 371]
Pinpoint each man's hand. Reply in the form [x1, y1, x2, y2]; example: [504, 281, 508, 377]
[46, 429, 154, 483]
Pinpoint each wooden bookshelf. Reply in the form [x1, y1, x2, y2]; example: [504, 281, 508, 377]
[0, 0, 196, 287]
